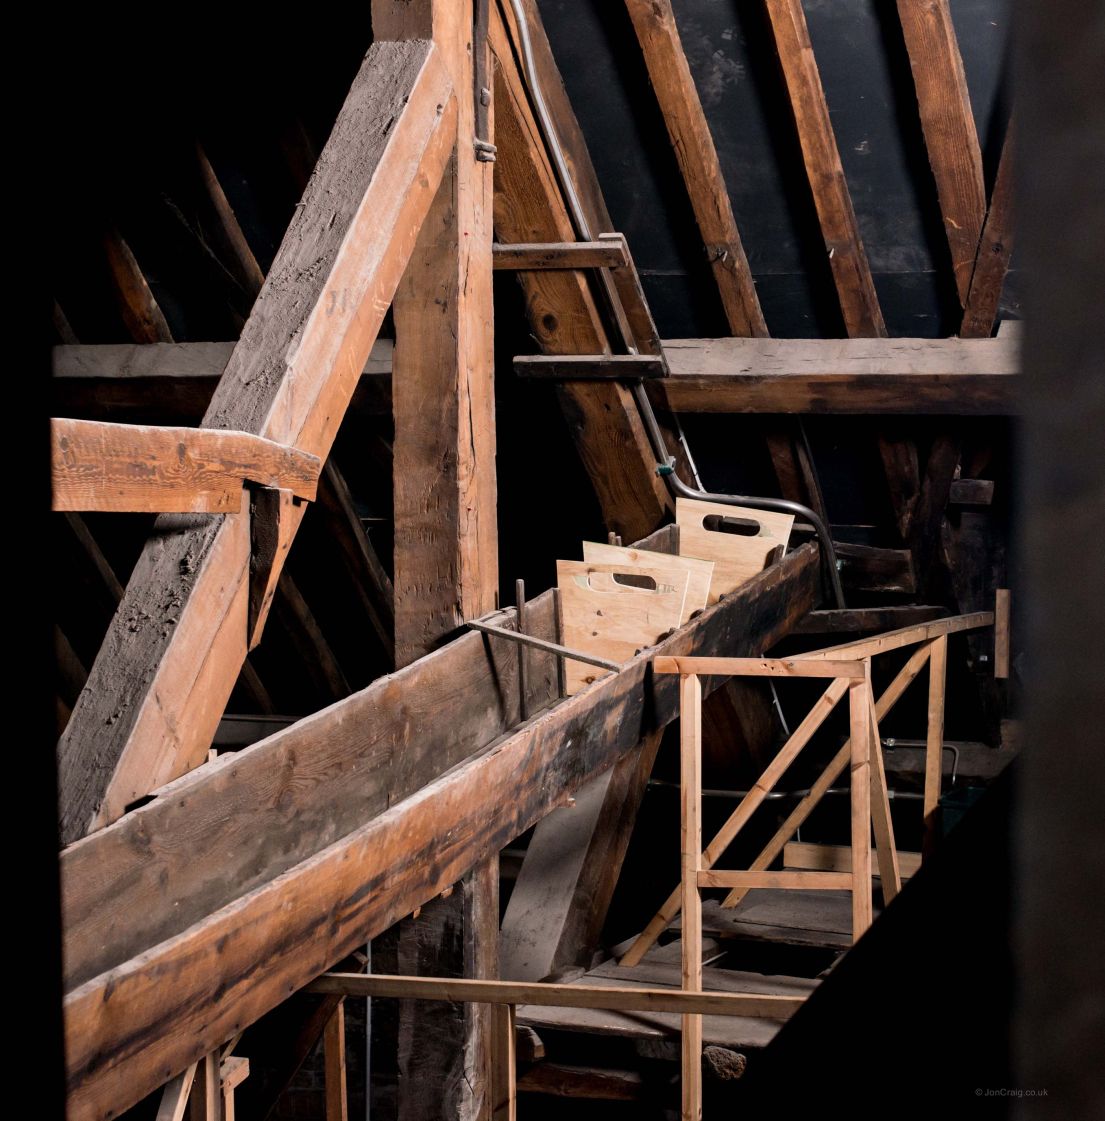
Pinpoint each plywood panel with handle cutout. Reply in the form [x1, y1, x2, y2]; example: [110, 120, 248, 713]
[676, 497, 793, 604]
[557, 560, 691, 694]
[582, 542, 713, 625]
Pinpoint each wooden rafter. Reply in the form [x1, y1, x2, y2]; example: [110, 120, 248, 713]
[895, 0, 987, 306]
[57, 37, 458, 845]
[624, 0, 766, 337]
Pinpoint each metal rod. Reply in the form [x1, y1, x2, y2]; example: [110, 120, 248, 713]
[515, 579, 529, 722]
[631, 382, 847, 609]
[468, 619, 622, 672]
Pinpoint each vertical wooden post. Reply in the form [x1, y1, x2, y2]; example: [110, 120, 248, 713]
[867, 689, 902, 903]
[490, 1003, 516, 1121]
[680, 673, 703, 1121]
[848, 666, 873, 939]
[323, 1000, 348, 1121]
[994, 589, 1011, 679]
[188, 1052, 222, 1121]
[154, 1063, 199, 1121]
[924, 635, 949, 856]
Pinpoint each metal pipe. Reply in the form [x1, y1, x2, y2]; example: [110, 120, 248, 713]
[631, 382, 847, 608]
[508, 0, 845, 609]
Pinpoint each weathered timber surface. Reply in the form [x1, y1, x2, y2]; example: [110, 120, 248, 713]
[56, 40, 457, 843]
[657, 337, 1019, 414]
[64, 544, 817, 1121]
[50, 341, 393, 420]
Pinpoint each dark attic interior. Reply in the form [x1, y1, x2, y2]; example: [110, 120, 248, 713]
[33, 1, 1104, 1119]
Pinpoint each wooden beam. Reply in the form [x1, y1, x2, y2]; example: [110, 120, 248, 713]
[514, 354, 666, 380]
[794, 611, 992, 661]
[489, 0, 671, 542]
[623, 0, 765, 337]
[50, 341, 394, 422]
[308, 974, 803, 1021]
[103, 227, 174, 343]
[653, 656, 865, 679]
[50, 418, 320, 512]
[492, 240, 628, 269]
[792, 606, 946, 636]
[679, 672, 703, 1121]
[763, 0, 884, 336]
[656, 336, 1019, 414]
[994, 588, 1011, 679]
[783, 842, 921, 880]
[62, 546, 817, 1121]
[961, 127, 1016, 338]
[57, 39, 457, 844]
[895, 0, 987, 305]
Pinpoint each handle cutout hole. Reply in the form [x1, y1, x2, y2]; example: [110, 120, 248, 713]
[702, 514, 761, 537]
[612, 572, 658, 590]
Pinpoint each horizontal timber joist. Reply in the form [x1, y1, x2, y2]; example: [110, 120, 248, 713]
[63, 542, 818, 1121]
[50, 418, 320, 512]
[56, 38, 458, 844]
[657, 336, 1019, 415]
[50, 341, 394, 420]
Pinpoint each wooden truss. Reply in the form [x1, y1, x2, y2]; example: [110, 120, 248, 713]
[52, 0, 1016, 1117]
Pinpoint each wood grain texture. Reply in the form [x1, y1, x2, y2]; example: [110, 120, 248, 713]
[763, 0, 885, 336]
[63, 547, 817, 1121]
[489, 0, 671, 541]
[624, 0, 765, 337]
[57, 40, 457, 844]
[51, 418, 320, 512]
[103, 228, 173, 343]
[961, 126, 1016, 338]
[895, 0, 986, 305]
[582, 542, 713, 624]
[492, 240, 628, 269]
[677, 497, 793, 603]
[680, 672, 704, 1121]
[658, 335, 1019, 414]
[557, 560, 690, 693]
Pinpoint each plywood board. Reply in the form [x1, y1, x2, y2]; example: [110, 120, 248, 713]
[557, 560, 690, 694]
[676, 498, 793, 603]
[581, 542, 712, 624]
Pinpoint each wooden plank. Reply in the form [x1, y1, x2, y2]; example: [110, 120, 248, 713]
[154, 1064, 198, 1121]
[489, 0, 671, 542]
[697, 870, 851, 890]
[961, 127, 1016, 337]
[834, 542, 916, 596]
[557, 559, 690, 693]
[323, 1003, 348, 1121]
[624, 0, 765, 336]
[308, 974, 802, 1021]
[582, 542, 713, 625]
[677, 497, 793, 603]
[516, 1062, 641, 1101]
[795, 611, 992, 661]
[693, 892, 854, 950]
[518, 961, 814, 1048]
[763, 0, 884, 336]
[63, 547, 817, 1121]
[680, 672, 703, 1121]
[50, 418, 320, 512]
[57, 38, 458, 843]
[848, 669, 874, 938]
[499, 726, 664, 980]
[492, 240, 628, 270]
[513, 354, 666, 380]
[654, 656, 864, 680]
[924, 634, 948, 855]
[784, 842, 920, 880]
[793, 606, 946, 636]
[994, 589, 1011, 679]
[866, 691, 902, 902]
[895, 0, 986, 305]
[188, 1052, 221, 1121]
[949, 478, 995, 506]
[620, 676, 848, 966]
[491, 1004, 516, 1121]
[656, 336, 1019, 414]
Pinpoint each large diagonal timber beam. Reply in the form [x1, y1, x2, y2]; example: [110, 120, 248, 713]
[56, 40, 458, 844]
[62, 544, 818, 1121]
